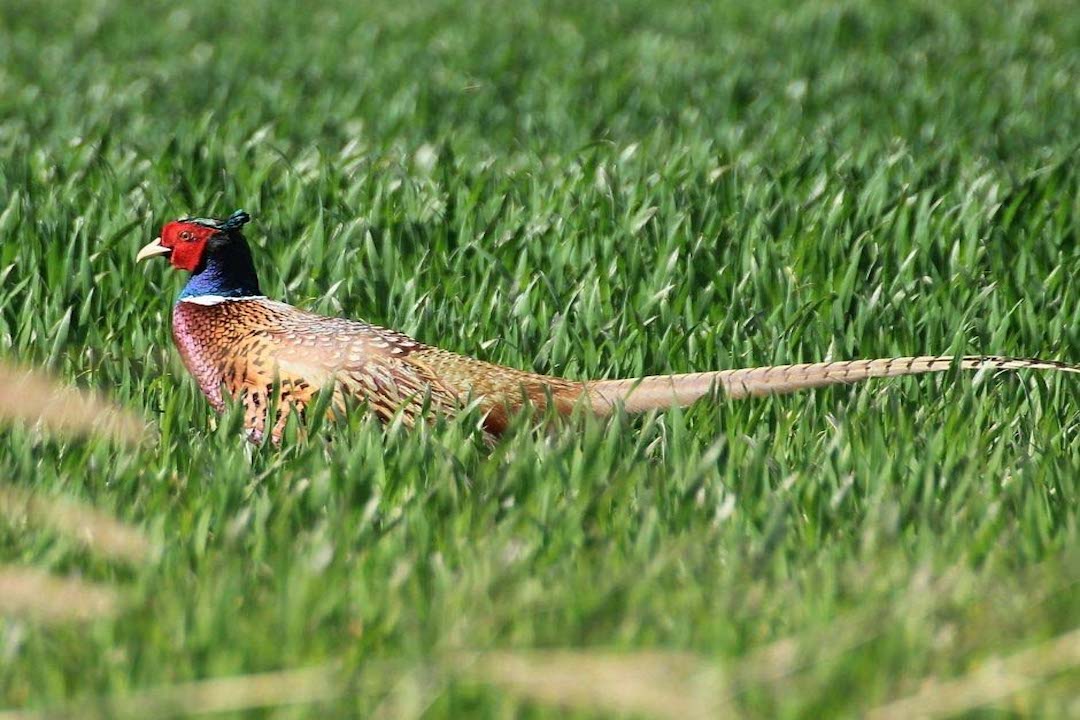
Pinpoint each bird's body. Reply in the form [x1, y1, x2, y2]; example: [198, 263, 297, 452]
[139, 211, 1080, 443]
[170, 294, 580, 439]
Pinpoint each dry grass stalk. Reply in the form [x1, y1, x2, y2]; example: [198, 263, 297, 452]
[0, 566, 121, 624]
[0, 485, 152, 565]
[0, 363, 147, 445]
[867, 626, 1080, 719]
[0, 665, 341, 720]
[0, 651, 726, 720]
[455, 649, 725, 720]
[368, 669, 445, 720]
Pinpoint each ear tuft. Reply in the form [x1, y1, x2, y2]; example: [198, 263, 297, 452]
[222, 210, 251, 232]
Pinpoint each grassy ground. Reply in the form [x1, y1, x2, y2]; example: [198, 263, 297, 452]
[1, 0, 1079, 716]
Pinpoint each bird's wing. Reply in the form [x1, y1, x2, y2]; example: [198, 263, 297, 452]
[250, 309, 462, 434]
[211, 299, 581, 439]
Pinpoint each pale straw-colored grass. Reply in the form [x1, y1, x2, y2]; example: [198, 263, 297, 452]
[454, 649, 724, 720]
[6, 632, 1075, 720]
[2, 614, 1074, 719]
[0, 651, 723, 720]
[0, 485, 153, 565]
[0, 566, 121, 625]
[0, 363, 148, 445]
[867, 626, 1080, 719]
[0, 665, 342, 720]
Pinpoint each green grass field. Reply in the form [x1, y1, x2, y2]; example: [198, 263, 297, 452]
[2, 0, 1079, 716]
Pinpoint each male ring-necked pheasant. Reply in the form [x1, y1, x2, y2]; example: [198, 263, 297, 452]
[138, 210, 1079, 442]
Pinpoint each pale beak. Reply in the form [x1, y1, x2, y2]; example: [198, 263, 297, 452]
[136, 237, 170, 263]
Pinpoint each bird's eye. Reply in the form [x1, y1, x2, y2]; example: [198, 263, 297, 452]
[179, 231, 192, 241]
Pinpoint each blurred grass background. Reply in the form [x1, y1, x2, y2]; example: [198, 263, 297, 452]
[1, 0, 1079, 716]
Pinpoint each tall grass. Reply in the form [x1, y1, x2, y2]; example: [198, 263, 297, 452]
[1, 0, 1078, 716]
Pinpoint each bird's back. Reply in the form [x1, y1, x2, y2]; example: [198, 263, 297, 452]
[171, 297, 583, 439]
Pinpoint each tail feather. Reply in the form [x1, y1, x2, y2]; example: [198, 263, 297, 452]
[586, 356, 1080, 415]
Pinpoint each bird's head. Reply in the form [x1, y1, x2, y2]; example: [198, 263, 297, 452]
[137, 210, 252, 272]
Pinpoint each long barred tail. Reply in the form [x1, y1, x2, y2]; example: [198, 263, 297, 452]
[586, 356, 1080, 415]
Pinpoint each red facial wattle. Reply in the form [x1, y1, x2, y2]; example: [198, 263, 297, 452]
[159, 222, 216, 272]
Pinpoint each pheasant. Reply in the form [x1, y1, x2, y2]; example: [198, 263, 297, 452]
[137, 210, 1079, 442]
